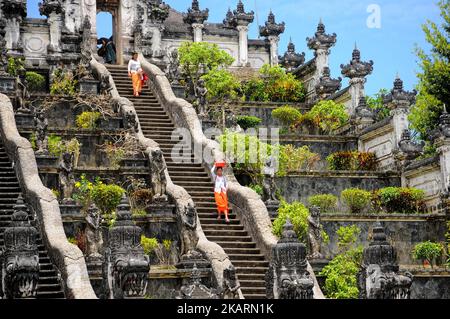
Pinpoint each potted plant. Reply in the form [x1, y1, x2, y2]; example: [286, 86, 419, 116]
[412, 241, 444, 269]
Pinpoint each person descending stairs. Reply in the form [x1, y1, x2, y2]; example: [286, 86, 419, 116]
[106, 65, 268, 299]
[0, 143, 65, 299]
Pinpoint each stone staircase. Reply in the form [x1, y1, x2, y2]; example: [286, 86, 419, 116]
[0, 144, 65, 299]
[107, 65, 268, 299]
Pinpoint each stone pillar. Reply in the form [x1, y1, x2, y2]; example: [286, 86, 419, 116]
[341, 46, 374, 116]
[81, 0, 97, 47]
[146, 0, 170, 60]
[0, 1, 27, 55]
[237, 25, 249, 65]
[307, 20, 337, 86]
[268, 35, 280, 66]
[192, 23, 204, 42]
[40, 0, 65, 54]
[259, 11, 285, 66]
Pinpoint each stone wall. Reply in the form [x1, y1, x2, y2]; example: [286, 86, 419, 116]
[320, 215, 447, 265]
[359, 117, 396, 170]
[404, 156, 444, 210]
[409, 271, 450, 299]
[275, 171, 400, 204]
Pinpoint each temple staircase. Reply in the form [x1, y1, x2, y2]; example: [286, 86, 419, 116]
[107, 65, 268, 299]
[0, 143, 65, 299]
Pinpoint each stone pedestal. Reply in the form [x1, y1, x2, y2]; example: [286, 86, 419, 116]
[146, 203, 176, 216]
[59, 203, 83, 217]
[308, 258, 329, 273]
[79, 79, 99, 94]
[35, 155, 59, 167]
[177, 250, 211, 270]
[0, 75, 16, 93]
[192, 23, 204, 42]
[98, 116, 123, 130]
[14, 112, 34, 127]
[266, 203, 280, 219]
[121, 157, 149, 168]
[171, 84, 185, 99]
[87, 259, 106, 299]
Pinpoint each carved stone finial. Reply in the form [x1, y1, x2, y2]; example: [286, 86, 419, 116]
[183, 0, 209, 25]
[266, 217, 314, 299]
[224, 0, 254, 27]
[259, 10, 285, 37]
[221, 264, 240, 299]
[279, 40, 306, 72]
[38, 0, 63, 17]
[176, 263, 219, 299]
[358, 222, 413, 299]
[105, 194, 150, 299]
[2, 195, 40, 299]
[306, 19, 337, 53]
[315, 66, 342, 99]
[340, 46, 374, 79]
[355, 96, 375, 120]
[148, 0, 170, 24]
[382, 75, 417, 109]
[438, 104, 450, 138]
[397, 129, 423, 160]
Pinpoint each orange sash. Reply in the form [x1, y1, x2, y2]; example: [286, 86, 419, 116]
[131, 72, 142, 95]
[214, 191, 228, 213]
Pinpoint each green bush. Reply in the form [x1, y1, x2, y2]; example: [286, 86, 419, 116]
[341, 188, 372, 214]
[90, 182, 125, 215]
[373, 187, 425, 214]
[366, 89, 390, 120]
[76, 111, 101, 129]
[413, 241, 444, 267]
[7, 57, 24, 77]
[141, 236, 159, 256]
[308, 194, 338, 213]
[236, 115, 262, 130]
[25, 71, 46, 92]
[272, 106, 303, 128]
[243, 64, 306, 102]
[47, 135, 81, 163]
[278, 144, 320, 176]
[337, 225, 361, 251]
[326, 151, 377, 171]
[305, 100, 349, 133]
[248, 184, 263, 196]
[320, 247, 363, 299]
[272, 201, 310, 242]
[50, 68, 78, 96]
[201, 67, 240, 101]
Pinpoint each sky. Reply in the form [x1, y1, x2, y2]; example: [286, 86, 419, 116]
[26, 0, 442, 96]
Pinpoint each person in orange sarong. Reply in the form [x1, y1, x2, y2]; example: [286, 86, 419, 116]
[128, 52, 143, 97]
[211, 163, 229, 223]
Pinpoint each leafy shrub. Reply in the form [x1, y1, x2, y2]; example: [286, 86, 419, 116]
[305, 100, 349, 133]
[50, 68, 78, 96]
[337, 225, 361, 252]
[242, 64, 306, 102]
[272, 201, 310, 242]
[341, 188, 372, 214]
[366, 89, 390, 120]
[278, 144, 320, 176]
[320, 247, 363, 299]
[248, 184, 263, 196]
[73, 174, 96, 207]
[26, 71, 46, 92]
[320, 225, 362, 299]
[90, 181, 125, 215]
[326, 151, 377, 171]
[373, 187, 425, 214]
[308, 194, 338, 213]
[47, 135, 81, 165]
[76, 111, 101, 129]
[236, 115, 262, 130]
[130, 188, 153, 209]
[7, 57, 24, 77]
[413, 241, 444, 267]
[201, 67, 240, 101]
[132, 208, 148, 217]
[141, 236, 159, 256]
[272, 106, 303, 128]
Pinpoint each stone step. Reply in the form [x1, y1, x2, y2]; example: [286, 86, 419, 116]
[235, 273, 266, 281]
[201, 224, 244, 231]
[240, 287, 267, 295]
[228, 254, 266, 261]
[210, 241, 256, 249]
[210, 235, 254, 242]
[232, 260, 270, 268]
[244, 294, 266, 299]
[203, 230, 247, 237]
[36, 290, 65, 299]
[236, 267, 268, 276]
[199, 218, 241, 225]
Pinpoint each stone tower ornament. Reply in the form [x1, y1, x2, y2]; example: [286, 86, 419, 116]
[315, 66, 342, 99]
[358, 222, 413, 299]
[1, 195, 40, 299]
[104, 195, 150, 299]
[279, 39, 305, 72]
[266, 218, 314, 299]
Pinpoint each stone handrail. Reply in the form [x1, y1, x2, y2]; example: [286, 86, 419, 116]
[0, 94, 96, 299]
[90, 58, 242, 297]
[138, 55, 325, 299]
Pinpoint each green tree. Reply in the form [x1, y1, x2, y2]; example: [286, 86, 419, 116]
[178, 41, 234, 91]
[366, 89, 390, 120]
[409, 0, 449, 141]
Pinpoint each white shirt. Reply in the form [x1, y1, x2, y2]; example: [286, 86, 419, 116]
[128, 59, 142, 73]
[211, 167, 227, 193]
